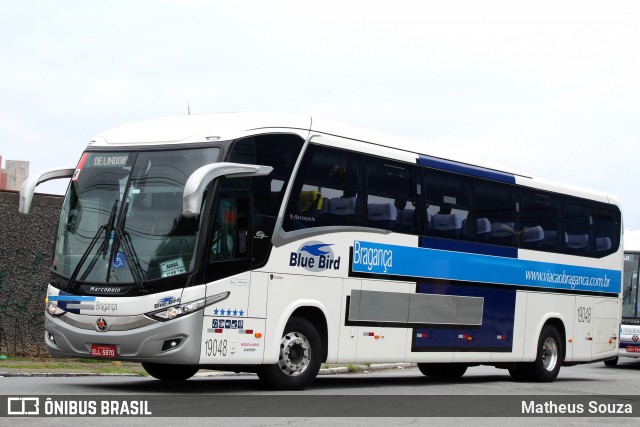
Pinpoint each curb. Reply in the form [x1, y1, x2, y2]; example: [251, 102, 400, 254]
[0, 363, 415, 378]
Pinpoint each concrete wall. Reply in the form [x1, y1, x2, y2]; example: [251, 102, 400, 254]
[0, 190, 63, 356]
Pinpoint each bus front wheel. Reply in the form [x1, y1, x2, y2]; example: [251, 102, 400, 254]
[417, 363, 467, 379]
[141, 362, 199, 381]
[257, 316, 322, 390]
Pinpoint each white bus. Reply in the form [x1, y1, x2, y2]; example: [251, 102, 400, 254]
[605, 229, 640, 366]
[20, 113, 623, 389]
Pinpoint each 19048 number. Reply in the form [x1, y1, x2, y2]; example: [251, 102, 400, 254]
[577, 306, 592, 323]
[205, 339, 227, 357]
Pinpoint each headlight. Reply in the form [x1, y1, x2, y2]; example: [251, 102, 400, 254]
[46, 301, 67, 317]
[146, 291, 230, 321]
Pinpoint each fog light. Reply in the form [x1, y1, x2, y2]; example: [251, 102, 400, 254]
[48, 333, 57, 346]
[161, 338, 184, 352]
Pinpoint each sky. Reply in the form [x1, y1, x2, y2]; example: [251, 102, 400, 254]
[2, 1, 640, 226]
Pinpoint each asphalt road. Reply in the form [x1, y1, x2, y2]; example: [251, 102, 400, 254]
[2, 358, 640, 425]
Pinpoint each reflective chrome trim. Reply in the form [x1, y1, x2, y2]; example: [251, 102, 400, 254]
[59, 311, 157, 331]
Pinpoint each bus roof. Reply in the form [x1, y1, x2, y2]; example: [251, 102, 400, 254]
[90, 112, 527, 176]
[88, 112, 617, 206]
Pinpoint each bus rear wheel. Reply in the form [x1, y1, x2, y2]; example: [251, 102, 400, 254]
[417, 363, 467, 379]
[257, 316, 322, 390]
[141, 362, 199, 381]
[604, 357, 618, 367]
[521, 324, 563, 382]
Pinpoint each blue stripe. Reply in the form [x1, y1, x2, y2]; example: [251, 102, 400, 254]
[418, 156, 516, 184]
[48, 296, 97, 302]
[419, 236, 517, 258]
[351, 240, 621, 294]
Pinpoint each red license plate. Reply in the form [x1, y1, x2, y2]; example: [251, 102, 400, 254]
[90, 344, 117, 358]
[626, 346, 640, 353]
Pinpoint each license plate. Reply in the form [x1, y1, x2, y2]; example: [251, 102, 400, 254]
[90, 344, 117, 358]
[626, 346, 640, 353]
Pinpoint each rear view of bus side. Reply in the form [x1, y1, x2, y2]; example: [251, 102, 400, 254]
[20, 113, 623, 390]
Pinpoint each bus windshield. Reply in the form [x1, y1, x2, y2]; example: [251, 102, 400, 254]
[54, 147, 220, 284]
[623, 253, 640, 320]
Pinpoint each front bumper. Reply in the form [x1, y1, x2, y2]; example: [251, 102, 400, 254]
[44, 310, 203, 364]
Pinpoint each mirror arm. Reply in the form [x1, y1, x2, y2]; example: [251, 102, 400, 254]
[182, 162, 273, 218]
[19, 167, 75, 214]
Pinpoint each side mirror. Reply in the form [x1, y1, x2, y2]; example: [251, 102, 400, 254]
[182, 163, 273, 218]
[19, 167, 75, 214]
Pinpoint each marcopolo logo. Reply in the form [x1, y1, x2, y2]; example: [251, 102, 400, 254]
[289, 241, 341, 272]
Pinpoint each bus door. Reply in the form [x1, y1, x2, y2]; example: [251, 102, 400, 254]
[207, 191, 253, 278]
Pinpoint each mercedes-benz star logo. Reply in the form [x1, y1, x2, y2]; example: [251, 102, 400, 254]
[96, 317, 108, 332]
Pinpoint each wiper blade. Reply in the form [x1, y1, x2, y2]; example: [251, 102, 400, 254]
[106, 199, 146, 292]
[102, 199, 119, 259]
[68, 224, 106, 289]
[69, 199, 119, 289]
[113, 228, 146, 293]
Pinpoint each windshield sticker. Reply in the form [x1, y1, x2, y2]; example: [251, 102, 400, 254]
[112, 251, 126, 269]
[160, 258, 186, 277]
[91, 154, 129, 167]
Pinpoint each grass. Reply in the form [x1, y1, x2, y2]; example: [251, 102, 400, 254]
[0, 356, 147, 376]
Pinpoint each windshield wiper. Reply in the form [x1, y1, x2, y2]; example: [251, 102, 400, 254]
[102, 199, 119, 259]
[68, 199, 119, 289]
[107, 200, 147, 292]
[68, 224, 106, 290]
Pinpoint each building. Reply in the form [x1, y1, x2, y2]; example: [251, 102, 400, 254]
[0, 155, 29, 191]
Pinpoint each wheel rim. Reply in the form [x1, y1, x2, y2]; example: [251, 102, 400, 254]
[541, 336, 558, 372]
[278, 331, 311, 376]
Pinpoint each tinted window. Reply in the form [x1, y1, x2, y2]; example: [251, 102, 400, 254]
[593, 205, 621, 256]
[424, 169, 474, 240]
[475, 180, 520, 247]
[228, 134, 304, 217]
[521, 190, 561, 251]
[563, 201, 592, 255]
[283, 145, 364, 231]
[366, 157, 420, 234]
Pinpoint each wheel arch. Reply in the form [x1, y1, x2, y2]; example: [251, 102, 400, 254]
[544, 317, 566, 362]
[264, 300, 329, 364]
[529, 315, 566, 362]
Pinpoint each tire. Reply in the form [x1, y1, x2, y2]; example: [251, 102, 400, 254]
[417, 363, 467, 379]
[257, 316, 323, 390]
[604, 357, 618, 367]
[508, 364, 530, 382]
[142, 362, 199, 381]
[523, 324, 563, 382]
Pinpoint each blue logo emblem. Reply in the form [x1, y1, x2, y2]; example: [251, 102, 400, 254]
[290, 241, 341, 272]
[300, 243, 333, 256]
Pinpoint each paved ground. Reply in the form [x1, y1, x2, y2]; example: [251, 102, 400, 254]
[0, 357, 412, 377]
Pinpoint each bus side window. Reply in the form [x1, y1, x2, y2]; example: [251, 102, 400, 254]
[424, 168, 474, 241]
[366, 157, 420, 234]
[563, 202, 592, 255]
[475, 179, 520, 247]
[283, 145, 364, 231]
[593, 205, 621, 256]
[521, 190, 561, 251]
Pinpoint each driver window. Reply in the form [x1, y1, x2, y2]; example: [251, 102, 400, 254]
[209, 195, 251, 262]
